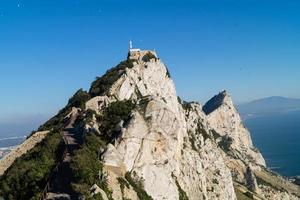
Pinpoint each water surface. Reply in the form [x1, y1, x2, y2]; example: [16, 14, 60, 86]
[245, 111, 300, 177]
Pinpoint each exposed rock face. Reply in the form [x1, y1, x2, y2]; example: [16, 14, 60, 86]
[87, 52, 236, 200]
[204, 91, 266, 167]
[79, 50, 299, 200]
[3, 49, 300, 200]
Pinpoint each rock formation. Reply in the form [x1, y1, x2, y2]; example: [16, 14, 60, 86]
[0, 48, 299, 200]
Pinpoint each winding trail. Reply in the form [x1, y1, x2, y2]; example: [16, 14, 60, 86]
[45, 113, 82, 200]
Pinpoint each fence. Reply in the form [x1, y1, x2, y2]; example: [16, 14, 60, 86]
[39, 116, 72, 200]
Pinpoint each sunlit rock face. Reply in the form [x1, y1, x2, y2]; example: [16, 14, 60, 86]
[79, 49, 300, 199]
[86, 51, 236, 200]
[204, 91, 266, 167]
[2, 49, 299, 200]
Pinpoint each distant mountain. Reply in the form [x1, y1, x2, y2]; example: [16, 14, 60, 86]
[238, 96, 300, 119]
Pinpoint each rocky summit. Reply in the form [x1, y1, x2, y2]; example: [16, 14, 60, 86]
[0, 48, 299, 200]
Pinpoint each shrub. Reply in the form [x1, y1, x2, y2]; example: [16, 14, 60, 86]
[182, 101, 192, 111]
[117, 177, 130, 196]
[89, 59, 136, 97]
[38, 89, 90, 132]
[70, 134, 110, 198]
[172, 174, 189, 200]
[97, 100, 136, 142]
[38, 109, 69, 131]
[0, 132, 64, 200]
[142, 52, 156, 62]
[218, 136, 233, 152]
[125, 172, 153, 200]
[68, 89, 91, 109]
[166, 67, 171, 78]
[195, 122, 210, 141]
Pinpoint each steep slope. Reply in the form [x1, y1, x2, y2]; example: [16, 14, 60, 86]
[0, 48, 299, 200]
[203, 91, 266, 166]
[0, 131, 49, 176]
[204, 91, 300, 200]
[84, 51, 236, 200]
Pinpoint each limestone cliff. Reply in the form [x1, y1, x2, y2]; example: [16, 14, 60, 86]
[1, 48, 299, 200]
[80, 49, 299, 199]
[203, 91, 265, 167]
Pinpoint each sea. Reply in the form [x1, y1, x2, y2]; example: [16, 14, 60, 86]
[244, 110, 300, 178]
[0, 135, 26, 159]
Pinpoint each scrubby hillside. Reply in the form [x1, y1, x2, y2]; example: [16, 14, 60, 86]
[0, 49, 299, 200]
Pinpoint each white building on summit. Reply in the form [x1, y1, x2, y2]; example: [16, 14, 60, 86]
[129, 40, 141, 53]
[128, 41, 158, 60]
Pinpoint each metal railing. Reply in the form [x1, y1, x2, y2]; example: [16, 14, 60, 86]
[40, 135, 69, 200]
[40, 116, 72, 200]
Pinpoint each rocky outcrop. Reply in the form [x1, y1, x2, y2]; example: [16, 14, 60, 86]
[79, 49, 299, 200]
[83, 51, 237, 200]
[204, 91, 266, 167]
[0, 131, 49, 175]
[3, 48, 299, 200]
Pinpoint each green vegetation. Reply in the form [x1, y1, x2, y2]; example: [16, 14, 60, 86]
[117, 177, 130, 198]
[142, 52, 156, 62]
[211, 129, 222, 140]
[181, 101, 200, 112]
[70, 133, 112, 199]
[218, 136, 233, 152]
[137, 97, 150, 114]
[38, 109, 68, 131]
[38, 88, 90, 132]
[125, 172, 153, 200]
[89, 59, 136, 97]
[234, 187, 254, 200]
[177, 96, 183, 104]
[0, 132, 64, 200]
[195, 122, 210, 141]
[172, 174, 189, 200]
[97, 100, 136, 142]
[70, 100, 136, 198]
[256, 176, 286, 193]
[189, 132, 198, 151]
[68, 89, 91, 109]
[166, 67, 171, 78]
[188, 121, 210, 151]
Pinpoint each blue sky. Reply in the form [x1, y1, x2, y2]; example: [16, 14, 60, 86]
[1, 0, 300, 124]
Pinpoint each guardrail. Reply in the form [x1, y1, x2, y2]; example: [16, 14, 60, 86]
[39, 116, 72, 200]
[40, 135, 68, 200]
